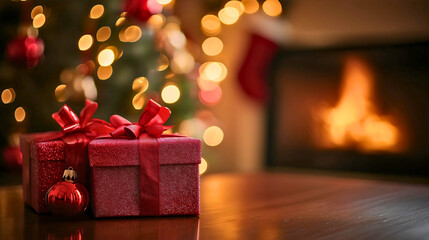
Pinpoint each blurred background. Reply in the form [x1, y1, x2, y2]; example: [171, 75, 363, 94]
[1, 0, 429, 184]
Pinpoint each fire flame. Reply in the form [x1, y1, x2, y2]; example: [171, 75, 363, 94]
[319, 57, 398, 151]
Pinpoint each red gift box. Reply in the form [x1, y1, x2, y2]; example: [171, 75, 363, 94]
[20, 133, 67, 213]
[88, 136, 201, 217]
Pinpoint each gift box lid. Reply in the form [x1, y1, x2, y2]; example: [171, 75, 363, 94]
[88, 137, 201, 167]
[20, 132, 66, 162]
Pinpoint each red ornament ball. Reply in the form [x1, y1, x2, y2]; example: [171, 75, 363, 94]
[124, 0, 162, 22]
[6, 36, 44, 68]
[46, 169, 89, 217]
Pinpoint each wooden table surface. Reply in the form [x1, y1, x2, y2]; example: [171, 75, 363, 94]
[1, 172, 429, 240]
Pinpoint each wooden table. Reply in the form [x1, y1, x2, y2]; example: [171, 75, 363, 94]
[1, 172, 429, 239]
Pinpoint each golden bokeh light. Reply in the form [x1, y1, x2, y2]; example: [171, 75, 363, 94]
[132, 77, 149, 92]
[97, 66, 113, 80]
[203, 126, 224, 146]
[96, 26, 111, 42]
[55, 84, 68, 102]
[78, 34, 93, 51]
[202, 37, 223, 56]
[157, 54, 169, 71]
[33, 14, 46, 28]
[262, 0, 282, 17]
[156, 0, 172, 5]
[161, 84, 180, 104]
[200, 62, 227, 83]
[122, 25, 142, 42]
[171, 50, 195, 74]
[218, 7, 240, 25]
[115, 17, 126, 26]
[90, 4, 104, 19]
[97, 49, 115, 66]
[31, 6, 43, 19]
[1, 88, 15, 104]
[165, 23, 187, 49]
[242, 0, 259, 14]
[199, 158, 208, 175]
[15, 107, 26, 122]
[148, 14, 165, 29]
[225, 1, 245, 16]
[132, 92, 145, 110]
[201, 14, 221, 36]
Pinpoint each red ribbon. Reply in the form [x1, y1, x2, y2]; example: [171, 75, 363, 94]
[109, 99, 172, 215]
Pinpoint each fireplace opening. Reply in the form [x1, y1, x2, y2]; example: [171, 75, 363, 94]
[267, 42, 429, 177]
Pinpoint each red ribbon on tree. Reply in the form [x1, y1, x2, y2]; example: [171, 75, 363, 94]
[109, 99, 172, 215]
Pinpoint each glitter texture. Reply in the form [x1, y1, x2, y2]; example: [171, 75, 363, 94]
[20, 133, 67, 213]
[88, 137, 201, 217]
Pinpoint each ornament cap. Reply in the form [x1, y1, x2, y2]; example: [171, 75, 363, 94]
[62, 167, 77, 182]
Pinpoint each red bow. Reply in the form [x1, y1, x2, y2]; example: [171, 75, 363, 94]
[110, 99, 172, 139]
[52, 100, 113, 136]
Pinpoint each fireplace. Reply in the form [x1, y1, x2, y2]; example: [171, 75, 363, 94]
[267, 42, 429, 177]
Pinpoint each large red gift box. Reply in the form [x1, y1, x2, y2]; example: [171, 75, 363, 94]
[88, 136, 201, 217]
[20, 133, 68, 213]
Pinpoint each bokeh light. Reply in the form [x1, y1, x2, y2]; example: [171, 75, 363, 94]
[148, 14, 165, 29]
[262, 0, 282, 17]
[157, 54, 169, 71]
[199, 85, 222, 106]
[31, 6, 43, 19]
[202, 37, 223, 56]
[78, 34, 93, 51]
[132, 92, 145, 110]
[171, 50, 195, 74]
[90, 4, 104, 19]
[55, 84, 68, 102]
[115, 17, 126, 26]
[201, 14, 221, 35]
[132, 77, 149, 92]
[203, 126, 224, 146]
[225, 1, 245, 16]
[242, 0, 259, 14]
[97, 49, 115, 66]
[156, 0, 172, 5]
[1, 88, 16, 104]
[218, 7, 240, 25]
[161, 84, 180, 104]
[96, 26, 111, 42]
[14, 107, 26, 122]
[122, 25, 142, 42]
[199, 158, 208, 175]
[200, 62, 227, 83]
[33, 14, 46, 28]
[165, 23, 187, 49]
[97, 66, 113, 80]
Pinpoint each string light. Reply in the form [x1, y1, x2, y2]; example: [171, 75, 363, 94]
[55, 84, 68, 102]
[31, 6, 43, 19]
[78, 34, 93, 51]
[96, 26, 111, 42]
[97, 49, 115, 66]
[201, 14, 221, 36]
[132, 92, 145, 110]
[203, 126, 224, 146]
[1, 88, 16, 104]
[242, 0, 259, 14]
[97, 66, 113, 80]
[14, 107, 26, 122]
[161, 84, 180, 104]
[202, 37, 223, 56]
[132, 77, 149, 92]
[33, 14, 46, 28]
[218, 7, 240, 25]
[262, 0, 282, 17]
[90, 5, 104, 19]
[199, 158, 208, 175]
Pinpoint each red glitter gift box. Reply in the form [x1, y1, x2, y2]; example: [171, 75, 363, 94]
[20, 133, 68, 213]
[88, 137, 201, 217]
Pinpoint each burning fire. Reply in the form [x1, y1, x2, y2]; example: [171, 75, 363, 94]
[319, 57, 398, 151]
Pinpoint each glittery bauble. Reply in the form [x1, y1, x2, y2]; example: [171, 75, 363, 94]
[46, 181, 89, 216]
